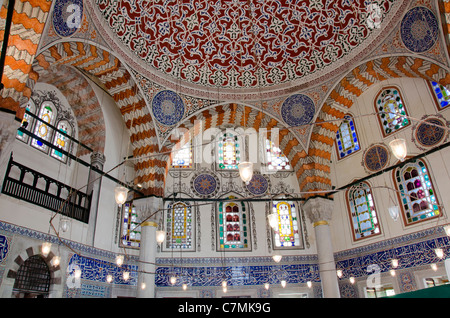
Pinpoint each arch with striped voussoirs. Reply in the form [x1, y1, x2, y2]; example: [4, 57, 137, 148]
[304, 55, 450, 198]
[32, 41, 165, 196]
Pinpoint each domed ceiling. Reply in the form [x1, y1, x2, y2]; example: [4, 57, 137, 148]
[92, 0, 405, 100]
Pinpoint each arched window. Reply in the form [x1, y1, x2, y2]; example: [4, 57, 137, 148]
[121, 202, 141, 248]
[429, 81, 450, 110]
[394, 159, 440, 226]
[17, 100, 36, 143]
[171, 140, 193, 169]
[265, 139, 291, 170]
[50, 120, 72, 163]
[347, 182, 381, 241]
[375, 87, 409, 136]
[165, 201, 194, 250]
[217, 196, 250, 251]
[271, 201, 302, 248]
[13, 255, 51, 298]
[31, 101, 57, 153]
[218, 131, 240, 170]
[336, 115, 360, 160]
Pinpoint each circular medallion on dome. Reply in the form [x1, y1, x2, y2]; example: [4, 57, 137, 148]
[152, 90, 185, 126]
[245, 174, 269, 196]
[281, 94, 315, 127]
[363, 144, 389, 172]
[400, 7, 439, 53]
[52, 0, 83, 37]
[95, 0, 399, 92]
[191, 173, 219, 197]
[415, 118, 446, 147]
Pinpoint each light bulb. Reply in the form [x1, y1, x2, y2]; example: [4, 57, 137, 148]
[349, 277, 355, 284]
[156, 230, 166, 244]
[431, 263, 438, 271]
[182, 284, 188, 291]
[114, 186, 128, 205]
[141, 282, 146, 290]
[223, 286, 227, 293]
[116, 255, 124, 267]
[336, 269, 343, 278]
[238, 162, 253, 183]
[123, 271, 130, 281]
[281, 280, 286, 288]
[41, 242, 51, 256]
[307, 281, 312, 288]
[222, 280, 227, 288]
[391, 259, 398, 268]
[272, 255, 282, 263]
[267, 213, 278, 229]
[51, 255, 61, 267]
[264, 283, 270, 290]
[170, 276, 177, 285]
[106, 274, 113, 283]
[74, 269, 82, 279]
[390, 269, 396, 277]
[389, 139, 407, 162]
[435, 248, 444, 259]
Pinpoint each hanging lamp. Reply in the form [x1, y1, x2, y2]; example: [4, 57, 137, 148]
[389, 139, 407, 161]
[114, 185, 128, 205]
[238, 161, 253, 183]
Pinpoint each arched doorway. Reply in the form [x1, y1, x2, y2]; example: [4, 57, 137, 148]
[12, 255, 51, 298]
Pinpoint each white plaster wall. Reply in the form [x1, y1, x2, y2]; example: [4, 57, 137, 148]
[329, 77, 450, 252]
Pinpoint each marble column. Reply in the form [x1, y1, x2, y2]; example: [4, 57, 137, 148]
[303, 197, 340, 298]
[134, 196, 163, 298]
[86, 152, 106, 246]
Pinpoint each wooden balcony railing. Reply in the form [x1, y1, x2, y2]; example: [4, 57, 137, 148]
[1, 154, 91, 223]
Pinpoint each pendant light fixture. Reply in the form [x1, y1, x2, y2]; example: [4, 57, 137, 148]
[272, 255, 282, 263]
[156, 230, 166, 245]
[388, 205, 400, 222]
[238, 161, 253, 183]
[435, 248, 444, 259]
[389, 139, 407, 162]
[114, 185, 128, 206]
[116, 254, 124, 267]
[41, 242, 52, 257]
[444, 225, 450, 237]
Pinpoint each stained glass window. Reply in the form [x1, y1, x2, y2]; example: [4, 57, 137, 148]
[272, 201, 301, 248]
[347, 182, 381, 241]
[266, 139, 291, 170]
[218, 132, 240, 169]
[394, 160, 440, 225]
[336, 115, 360, 159]
[121, 202, 141, 248]
[171, 140, 193, 169]
[165, 201, 193, 250]
[31, 101, 57, 153]
[17, 100, 36, 143]
[50, 120, 72, 163]
[218, 196, 250, 250]
[375, 88, 409, 136]
[430, 81, 450, 110]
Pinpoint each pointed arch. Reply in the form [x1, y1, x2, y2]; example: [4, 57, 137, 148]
[33, 41, 164, 196]
[304, 55, 450, 198]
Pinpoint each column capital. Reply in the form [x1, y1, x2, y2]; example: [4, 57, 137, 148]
[90, 151, 106, 169]
[303, 197, 334, 227]
[134, 196, 163, 226]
